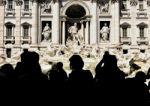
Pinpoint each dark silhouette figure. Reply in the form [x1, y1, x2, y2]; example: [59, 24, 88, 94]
[49, 62, 68, 85]
[95, 52, 125, 82]
[0, 49, 149, 104]
[15, 51, 48, 80]
[95, 52, 126, 104]
[68, 55, 93, 88]
[67, 55, 94, 102]
[125, 71, 150, 104]
[0, 64, 15, 80]
[95, 51, 109, 74]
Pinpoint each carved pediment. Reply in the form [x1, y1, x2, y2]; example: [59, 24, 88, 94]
[137, 22, 148, 28]
[130, 0, 138, 6]
[120, 22, 131, 28]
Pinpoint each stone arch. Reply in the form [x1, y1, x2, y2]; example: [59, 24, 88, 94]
[61, 1, 90, 16]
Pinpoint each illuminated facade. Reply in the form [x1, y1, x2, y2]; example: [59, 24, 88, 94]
[0, 0, 150, 58]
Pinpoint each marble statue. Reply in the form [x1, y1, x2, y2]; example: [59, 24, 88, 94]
[42, 23, 51, 42]
[41, 0, 52, 14]
[78, 29, 85, 45]
[100, 3, 109, 13]
[67, 23, 81, 46]
[100, 23, 110, 41]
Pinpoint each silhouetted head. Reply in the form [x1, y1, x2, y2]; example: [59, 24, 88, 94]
[23, 49, 28, 52]
[103, 51, 109, 58]
[20, 51, 30, 63]
[51, 63, 57, 71]
[21, 51, 40, 64]
[30, 52, 40, 63]
[135, 71, 146, 82]
[1, 64, 14, 75]
[104, 51, 109, 55]
[69, 55, 84, 70]
[57, 62, 63, 69]
[104, 55, 118, 67]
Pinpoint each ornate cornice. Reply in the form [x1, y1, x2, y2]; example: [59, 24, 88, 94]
[97, 0, 118, 4]
[39, 0, 56, 3]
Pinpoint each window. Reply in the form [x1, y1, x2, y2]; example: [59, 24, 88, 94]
[24, 0, 29, 11]
[6, 26, 12, 38]
[140, 27, 144, 37]
[121, 22, 131, 38]
[23, 26, 29, 39]
[139, 4, 144, 10]
[22, 22, 31, 41]
[123, 28, 127, 37]
[5, 22, 15, 40]
[8, 0, 13, 10]
[139, 0, 144, 10]
[122, 0, 127, 10]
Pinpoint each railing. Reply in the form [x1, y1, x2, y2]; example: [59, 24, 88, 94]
[137, 9, 147, 17]
[120, 37, 131, 45]
[121, 9, 130, 17]
[21, 36, 31, 44]
[5, 8, 15, 16]
[22, 9, 32, 16]
[137, 37, 148, 45]
[4, 36, 15, 44]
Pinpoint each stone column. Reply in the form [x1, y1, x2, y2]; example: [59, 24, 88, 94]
[90, 1, 97, 44]
[85, 21, 89, 44]
[80, 21, 84, 42]
[81, 22, 84, 37]
[52, 0, 60, 44]
[113, 1, 120, 45]
[13, 27, 15, 37]
[62, 21, 66, 45]
[32, 0, 38, 45]
[0, 1, 5, 54]
[110, 3, 114, 44]
[130, 1, 138, 45]
[15, 0, 22, 45]
[38, 2, 41, 44]
[0, 1, 5, 46]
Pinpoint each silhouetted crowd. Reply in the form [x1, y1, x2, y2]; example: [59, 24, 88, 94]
[0, 50, 150, 104]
